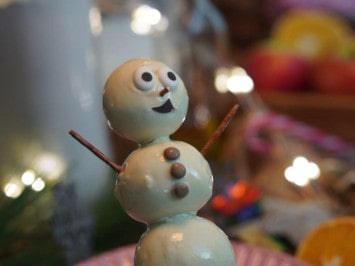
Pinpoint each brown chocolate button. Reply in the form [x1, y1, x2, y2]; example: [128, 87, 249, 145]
[164, 147, 180, 161]
[171, 163, 186, 179]
[172, 182, 189, 198]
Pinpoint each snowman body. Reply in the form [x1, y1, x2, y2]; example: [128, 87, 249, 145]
[103, 58, 236, 266]
[135, 213, 235, 266]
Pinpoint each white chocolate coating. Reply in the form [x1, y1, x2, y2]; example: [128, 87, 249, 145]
[103, 59, 188, 145]
[135, 213, 235, 266]
[103, 58, 236, 266]
[116, 140, 213, 224]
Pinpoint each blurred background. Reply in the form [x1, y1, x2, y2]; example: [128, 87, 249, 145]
[0, 0, 354, 265]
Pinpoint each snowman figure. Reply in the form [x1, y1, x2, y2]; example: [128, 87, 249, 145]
[103, 58, 236, 266]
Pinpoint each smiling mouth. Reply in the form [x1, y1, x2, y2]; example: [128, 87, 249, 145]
[152, 99, 174, 113]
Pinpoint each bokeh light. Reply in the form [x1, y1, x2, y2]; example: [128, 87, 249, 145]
[284, 156, 321, 187]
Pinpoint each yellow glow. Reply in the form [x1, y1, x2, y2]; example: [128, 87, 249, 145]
[21, 169, 36, 185]
[3, 178, 24, 198]
[34, 153, 65, 181]
[31, 177, 45, 192]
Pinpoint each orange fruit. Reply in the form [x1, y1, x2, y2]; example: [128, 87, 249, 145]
[271, 10, 352, 59]
[296, 216, 355, 266]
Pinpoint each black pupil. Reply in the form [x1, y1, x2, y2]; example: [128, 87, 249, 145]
[167, 72, 176, 81]
[142, 72, 153, 82]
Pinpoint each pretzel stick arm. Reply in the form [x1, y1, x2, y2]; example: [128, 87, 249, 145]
[69, 130, 123, 174]
[200, 104, 239, 156]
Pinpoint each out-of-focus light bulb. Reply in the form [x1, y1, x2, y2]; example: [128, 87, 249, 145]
[31, 177, 45, 192]
[133, 5, 161, 25]
[293, 156, 308, 168]
[130, 19, 153, 35]
[34, 153, 65, 181]
[3, 178, 24, 198]
[21, 169, 36, 185]
[307, 162, 321, 180]
[214, 66, 254, 94]
[227, 67, 254, 94]
[284, 166, 310, 186]
[131, 5, 166, 35]
[284, 156, 321, 187]
[214, 68, 230, 93]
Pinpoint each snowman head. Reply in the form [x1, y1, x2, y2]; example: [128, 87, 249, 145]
[103, 58, 188, 145]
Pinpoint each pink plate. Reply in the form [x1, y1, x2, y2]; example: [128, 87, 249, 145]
[76, 241, 308, 266]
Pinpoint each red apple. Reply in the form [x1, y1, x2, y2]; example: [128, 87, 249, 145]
[311, 57, 355, 94]
[243, 49, 310, 92]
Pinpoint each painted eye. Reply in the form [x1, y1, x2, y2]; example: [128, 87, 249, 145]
[159, 67, 178, 89]
[134, 67, 155, 91]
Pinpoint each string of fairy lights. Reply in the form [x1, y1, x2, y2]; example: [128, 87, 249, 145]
[2, 152, 65, 199]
